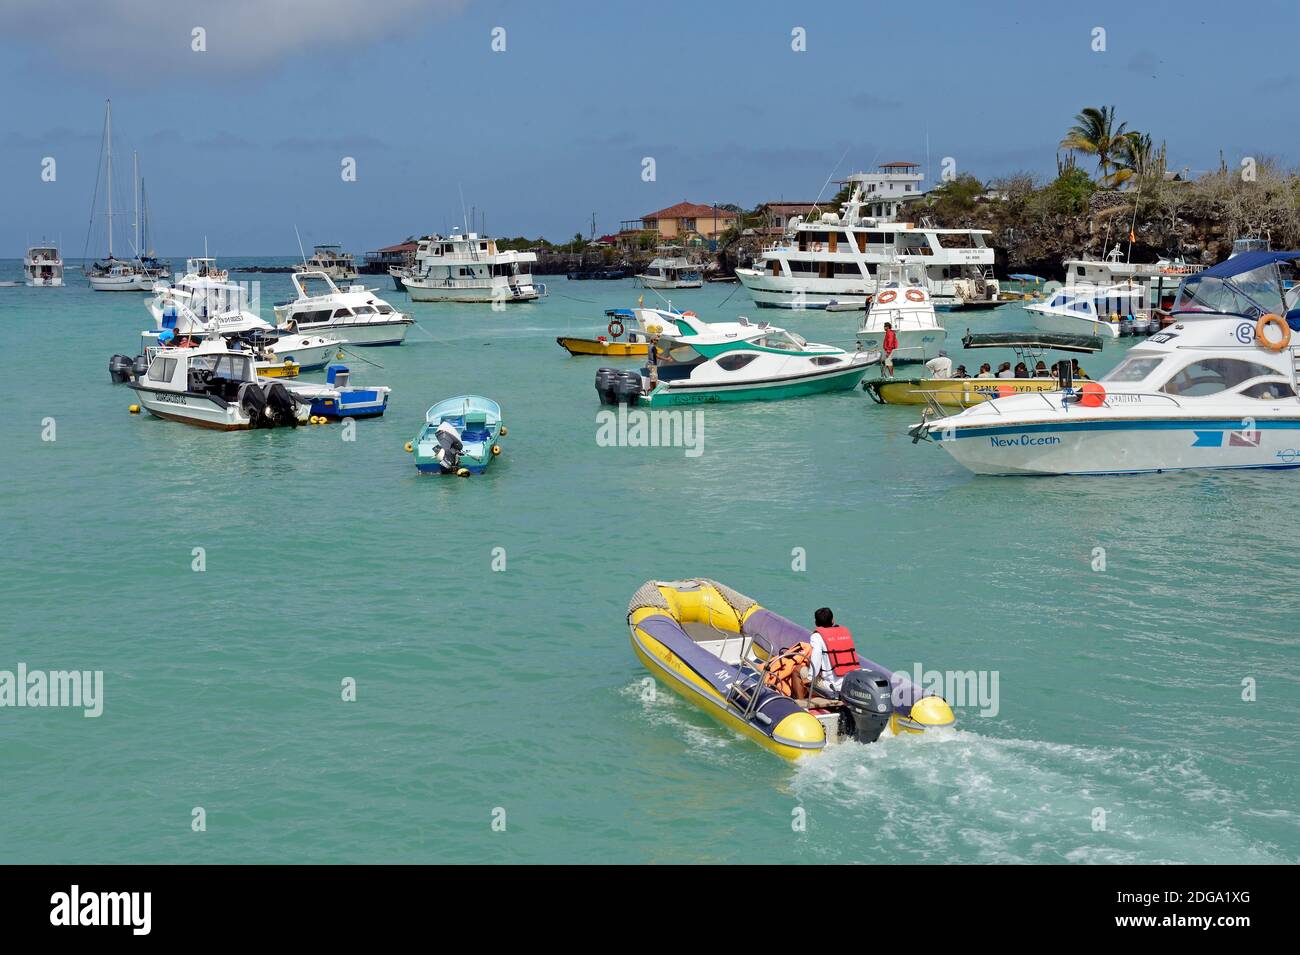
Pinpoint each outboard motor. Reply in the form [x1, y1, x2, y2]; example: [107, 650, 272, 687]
[595, 367, 619, 405]
[435, 422, 463, 471]
[263, 381, 300, 427]
[108, 354, 135, 383]
[614, 370, 643, 405]
[838, 668, 894, 744]
[239, 381, 270, 427]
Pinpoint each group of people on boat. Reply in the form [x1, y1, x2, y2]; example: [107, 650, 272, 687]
[934, 358, 1089, 380]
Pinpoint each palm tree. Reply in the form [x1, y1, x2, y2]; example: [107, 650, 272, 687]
[1113, 134, 1166, 188]
[1060, 107, 1140, 188]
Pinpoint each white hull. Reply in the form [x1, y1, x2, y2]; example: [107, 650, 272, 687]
[1024, 306, 1120, 339]
[636, 276, 703, 289]
[281, 320, 410, 347]
[25, 276, 64, 287]
[262, 338, 342, 370]
[857, 326, 946, 363]
[404, 281, 540, 303]
[935, 415, 1300, 476]
[129, 386, 253, 430]
[89, 272, 154, 291]
[736, 269, 874, 309]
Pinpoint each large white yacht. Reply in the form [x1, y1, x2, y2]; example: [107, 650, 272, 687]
[399, 231, 543, 303]
[273, 271, 414, 346]
[24, 243, 64, 287]
[736, 169, 999, 310]
[293, 244, 358, 284]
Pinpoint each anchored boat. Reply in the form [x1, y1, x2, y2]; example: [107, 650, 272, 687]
[910, 251, 1300, 475]
[596, 314, 877, 407]
[411, 396, 504, 475]
[556, 306, 687, 357]
[281, 364, 391, 420]
[273, 270, 414, 346]
[856, 265, 946, 363]
[629, 579, 955, 759]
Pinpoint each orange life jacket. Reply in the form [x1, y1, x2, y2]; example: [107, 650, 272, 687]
[763, 641, 812, 700]
[816, 625, 860, 676]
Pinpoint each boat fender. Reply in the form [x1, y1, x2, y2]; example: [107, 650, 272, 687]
[456, 467, 471, 477]
[491, 444, 501, 456]
[128, 404, 140, 414]
[838, 668, 894, 744]
[1255, 313, 1291, 352]
[499, 426, 507, 437]
[404, 441, 414, 452]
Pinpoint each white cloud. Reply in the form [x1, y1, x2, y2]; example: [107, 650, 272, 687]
[0, 0, 467, 75]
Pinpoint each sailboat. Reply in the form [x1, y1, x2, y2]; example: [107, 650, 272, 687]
[84, 101, 163, 292]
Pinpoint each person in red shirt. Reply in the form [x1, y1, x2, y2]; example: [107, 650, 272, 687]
[882, 322, 898, 379]
[809, 607, 861, 694]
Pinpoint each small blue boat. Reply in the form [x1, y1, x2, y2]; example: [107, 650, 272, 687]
[412, 395, 504, 475]
[305, 365, 391, 419]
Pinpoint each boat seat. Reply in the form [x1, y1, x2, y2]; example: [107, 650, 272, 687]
[679, 621, 737, 643]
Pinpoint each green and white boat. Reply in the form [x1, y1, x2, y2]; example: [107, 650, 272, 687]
[608, 315, 879, 407]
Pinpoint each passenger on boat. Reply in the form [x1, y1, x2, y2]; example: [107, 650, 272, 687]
[882, 323, 898, 378]
[809, 607, 861, 695]
[953, 365, 969, 378]
[1014, 362, 1029, 378]
[1033, 360, 1049, 377]
[995, 362, 1013, 378]
[976, 363, 993, 378]
[1071, 359, 1089, 379]
[925, 350, 953, 379]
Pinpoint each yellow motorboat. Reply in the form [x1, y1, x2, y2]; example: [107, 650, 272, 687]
[255, 359, 301, 379]
[865, 376, 1060, 408]
[556, 336, 649, 357]
[628, 579, 955, 760]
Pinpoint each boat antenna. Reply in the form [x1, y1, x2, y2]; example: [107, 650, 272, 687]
[294, 224, 308, 264]
[1125, 176, 1144, 265]
[458, 184, 468, 234]
[810, 144, 853, 215]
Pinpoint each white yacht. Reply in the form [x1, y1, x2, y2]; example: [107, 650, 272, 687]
[635, 248, 703, 289]
[1063, 245, 1202, 311]
[24, 243, 64, 287]
[911, 251, 1300, 475]
[84, 102, 162, 292]
[400, 231, 543, 303]
[273, 271, 414, 346]
[856, 266, 945, 362]
[736, 170, 999, 309]
[294, 244, 357, 284]
[1024, 283, 1147, 340]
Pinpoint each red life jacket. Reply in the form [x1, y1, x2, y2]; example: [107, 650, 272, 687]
[882, 329, 899, 353]
[816, 625, 860, 676]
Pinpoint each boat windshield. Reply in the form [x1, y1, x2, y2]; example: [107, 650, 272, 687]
[1102, 356, 1164, 383]
[1173, 263, 1285, 318]
[759, 331, 807, 351]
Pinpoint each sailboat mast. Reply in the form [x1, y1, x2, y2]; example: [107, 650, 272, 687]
[133, 151, 140, 258]
[105, 100, 114, 259]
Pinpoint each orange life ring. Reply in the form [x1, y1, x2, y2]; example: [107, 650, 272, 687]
[905, 289, 925, 302]
[877, 290, 897, 304]
[682, 311, 696, 318]
[1255, 313, 1291, 352]
[607, 319, 625, 338]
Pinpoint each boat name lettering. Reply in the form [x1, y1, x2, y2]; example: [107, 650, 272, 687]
[155, 393, 188, 405]
[990, 434, 1062, 448]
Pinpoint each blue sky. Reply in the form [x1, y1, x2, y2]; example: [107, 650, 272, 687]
[1, 0, 1296, 256]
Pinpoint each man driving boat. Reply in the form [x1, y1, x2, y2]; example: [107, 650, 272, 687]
[809, 607, 861, 695]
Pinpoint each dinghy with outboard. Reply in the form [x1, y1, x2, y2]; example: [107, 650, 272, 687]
[410, 396, 505, 476]
[909, 251, 1300, 475]
[628, 579, 955, 759]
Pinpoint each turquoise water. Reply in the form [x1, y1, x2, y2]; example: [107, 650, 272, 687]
[1, 260, 1296, 864]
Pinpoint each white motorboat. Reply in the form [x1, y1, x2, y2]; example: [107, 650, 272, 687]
[127, 337, 310, 430]
[597, 313, 878, 407]
[273, 270, 414, 346]
[1022, 283, 1147, 340]
[1064, 245, 1203, 311]
[910, 251, 1300, 476]
[400, 231, 544, 303]
[293, 244, 358, 284]
[24, 243, 64, 287]
[736, 165, 999, 309]
[636, 248, 704, 289]
[856, 265, 946, 363]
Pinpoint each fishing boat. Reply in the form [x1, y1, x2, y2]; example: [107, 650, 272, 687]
[1022, 282, 1145, 340]
[909, 251, 1300, 475]
[864, 333, 1102, 407]
[273, 270, 414, 346]
[411, 396, 505, 476]
[556, 306, 687, 357]
[400, 231, 544, 303]
[125, 337, 309, 430]
[597, 314, 876, 407]
[628, 578, 956, 760]
[23, 243, 64, 287]
[735, 165, 1000, 309]
[635, 248, 703, 289]
[856, 265, 945, 363]
[281, 364, 391, 419]
[293, 244, 358, 283]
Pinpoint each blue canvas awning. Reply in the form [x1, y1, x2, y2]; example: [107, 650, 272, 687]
[1196, 250, 1300, 279]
